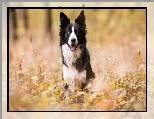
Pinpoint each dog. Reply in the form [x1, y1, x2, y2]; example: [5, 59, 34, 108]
[59, 10, 95, 98]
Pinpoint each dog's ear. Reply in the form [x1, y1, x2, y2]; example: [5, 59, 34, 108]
[59, 12, 70, 37]
[60, 12, 70, 27]
[75, 10, 87, 34]
[75, 10, 86, 28]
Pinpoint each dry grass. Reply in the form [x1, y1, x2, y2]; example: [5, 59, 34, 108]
[9, 9, 146, 111]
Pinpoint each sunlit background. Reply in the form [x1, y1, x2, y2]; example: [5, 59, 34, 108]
[9, 8, 146, 75]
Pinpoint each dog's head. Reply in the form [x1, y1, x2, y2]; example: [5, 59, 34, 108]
[59, 10, 87, 52]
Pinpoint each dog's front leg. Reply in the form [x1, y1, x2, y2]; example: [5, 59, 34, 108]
[63, 79, 74, 99]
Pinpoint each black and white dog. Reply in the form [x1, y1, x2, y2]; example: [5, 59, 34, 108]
[59, 10, 95, 97]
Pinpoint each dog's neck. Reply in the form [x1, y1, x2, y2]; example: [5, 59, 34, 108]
[62, 44, 81, 66]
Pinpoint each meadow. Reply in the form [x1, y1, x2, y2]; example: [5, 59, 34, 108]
[9, 9, 146, 111]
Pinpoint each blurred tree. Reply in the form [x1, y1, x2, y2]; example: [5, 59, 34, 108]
[45, 2, 52, 40]
[22, 9, 28, 30]
[9, 9, 18, 40]
[45, 9, 52, 39]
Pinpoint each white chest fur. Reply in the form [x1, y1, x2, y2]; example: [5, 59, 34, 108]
[62, 44, 86, 90]
[62, 44, 81, 66]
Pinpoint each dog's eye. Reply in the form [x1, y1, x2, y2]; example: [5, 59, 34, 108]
[67, 31, 70, 34]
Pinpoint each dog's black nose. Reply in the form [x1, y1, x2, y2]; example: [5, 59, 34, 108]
[71, 38, 76, 43]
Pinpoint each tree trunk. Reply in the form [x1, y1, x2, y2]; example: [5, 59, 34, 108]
[10, 9, 18, 40]
[22, 9, 28, 30]
[45, 9, 52, 39]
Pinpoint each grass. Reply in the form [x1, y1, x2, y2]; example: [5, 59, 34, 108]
[9, 9, 146, 111]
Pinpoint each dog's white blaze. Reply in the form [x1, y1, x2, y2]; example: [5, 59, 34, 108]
[68, 25, 78, 46]
[62, 44, 86, 91]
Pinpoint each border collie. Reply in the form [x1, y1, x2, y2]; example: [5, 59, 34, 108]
[59, 10, 95, 97]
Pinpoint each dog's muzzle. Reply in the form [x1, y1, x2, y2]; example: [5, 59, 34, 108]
[69, 38, 78, 51]
[70, 44, 77, 51]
